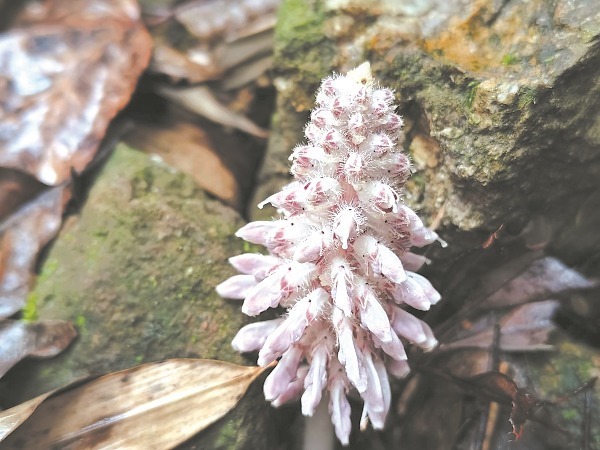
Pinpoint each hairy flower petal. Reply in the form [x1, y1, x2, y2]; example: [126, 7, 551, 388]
[228, 253, 281, 280]
[329, 361, 352, 445]
[386, 358, 410, 378]
[235, 221, 281, 245]
[334, 309, 366, 392]
[302, 342, 329, 416]
[231, 319, 284, 353]
[359, 352, 390, 429]
[374, 331, 407, 361]
[359, 287, 393, 343]
[399, 252, 429, 271]
[331, 257, 354, 316]
[272, 365, 309, 407]
[390, 272, 441, 310]
[263, 346, 304, 401]
[333, 207, 360, 249]
[216, 274, 257, 299]
[391, 306, 438, 350]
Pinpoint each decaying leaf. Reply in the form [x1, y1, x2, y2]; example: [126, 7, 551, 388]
[147, 0, 279, 83]
[452, 371, 540, 440]
[0, 319, 77, 378]
[158, 85, 269, 138]
[440, 256, 597, 353]
[0, 391, 56, 443]
[124, 120, 242, 210]
[441, 300, 559, 352]
[0, 186, 70, 318]
[481, 257, 596, 309]
[0, 359, 269, 449]
[0, 0, 152, 185]
[0, 169, 45, 222]
[397, 254, 598, 448]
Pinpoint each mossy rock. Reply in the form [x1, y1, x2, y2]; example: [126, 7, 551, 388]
[256, 0, 600, 270]
[3, 144, 289, 449]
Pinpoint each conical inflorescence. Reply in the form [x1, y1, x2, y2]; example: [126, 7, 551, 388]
[217, 62, 445, 445]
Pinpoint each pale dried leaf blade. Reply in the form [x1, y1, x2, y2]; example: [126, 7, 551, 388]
[0, 391, 55, 442]
[0, 358, 268, 449]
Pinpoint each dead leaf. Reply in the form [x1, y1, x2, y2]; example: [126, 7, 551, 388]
[158, 85, 269, 138]
[441, 300, 559, 352]
[173, 0, 278, 42]
[421, 369, 541, 441]
[0, 359, 269, 449]
[400, 255, 598, 448]
[146, 0, 278, 84]
[151, 44, 220, 83]
[466, 372, 539, 440]
[124, 121, 242, 210]
[0, 391, 56, 443]
[0, 319, 77, 378]
[482, 257, 596, 308]
[0, 169, 46, 222]
[0, 186, 70, 318]
[0, 0, 152, 185]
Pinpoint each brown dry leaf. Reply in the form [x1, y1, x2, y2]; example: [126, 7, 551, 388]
[124, 121, 242, 210]
[0, 319, 77, 378]
[0, 186, 70, 318]
[0, 0, 152, 185]
[439, 256, 597, 353]
[0, 390, 56, 443]
[148, 0, 278, 83]
[441, 300, 559, 352]
[453, 371, 540, 440]
[158, 85, 269, 138]
[0, 169, 46, 222]
[173, 0, 278, 42]
[151, 44, 221, 84]
[482, 257, 596, 309]
[0, 359, 269, 449]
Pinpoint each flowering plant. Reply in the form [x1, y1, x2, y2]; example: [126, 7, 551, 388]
[217, 62, 444, 444]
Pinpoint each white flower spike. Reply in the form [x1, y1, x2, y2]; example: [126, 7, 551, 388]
[219, 62, 444, 445]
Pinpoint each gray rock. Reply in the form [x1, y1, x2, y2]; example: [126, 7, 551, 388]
[252, 0, 600, 267]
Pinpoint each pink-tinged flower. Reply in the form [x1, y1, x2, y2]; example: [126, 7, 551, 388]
[219, 62, 444, 445]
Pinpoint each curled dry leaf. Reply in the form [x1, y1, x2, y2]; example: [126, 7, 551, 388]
[0, 0, 152, 185]
[0, 186, 70, 318]
[0, 359, 269, 449]
[451, 371, 540, 441]
[0, 319, 77, 378]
